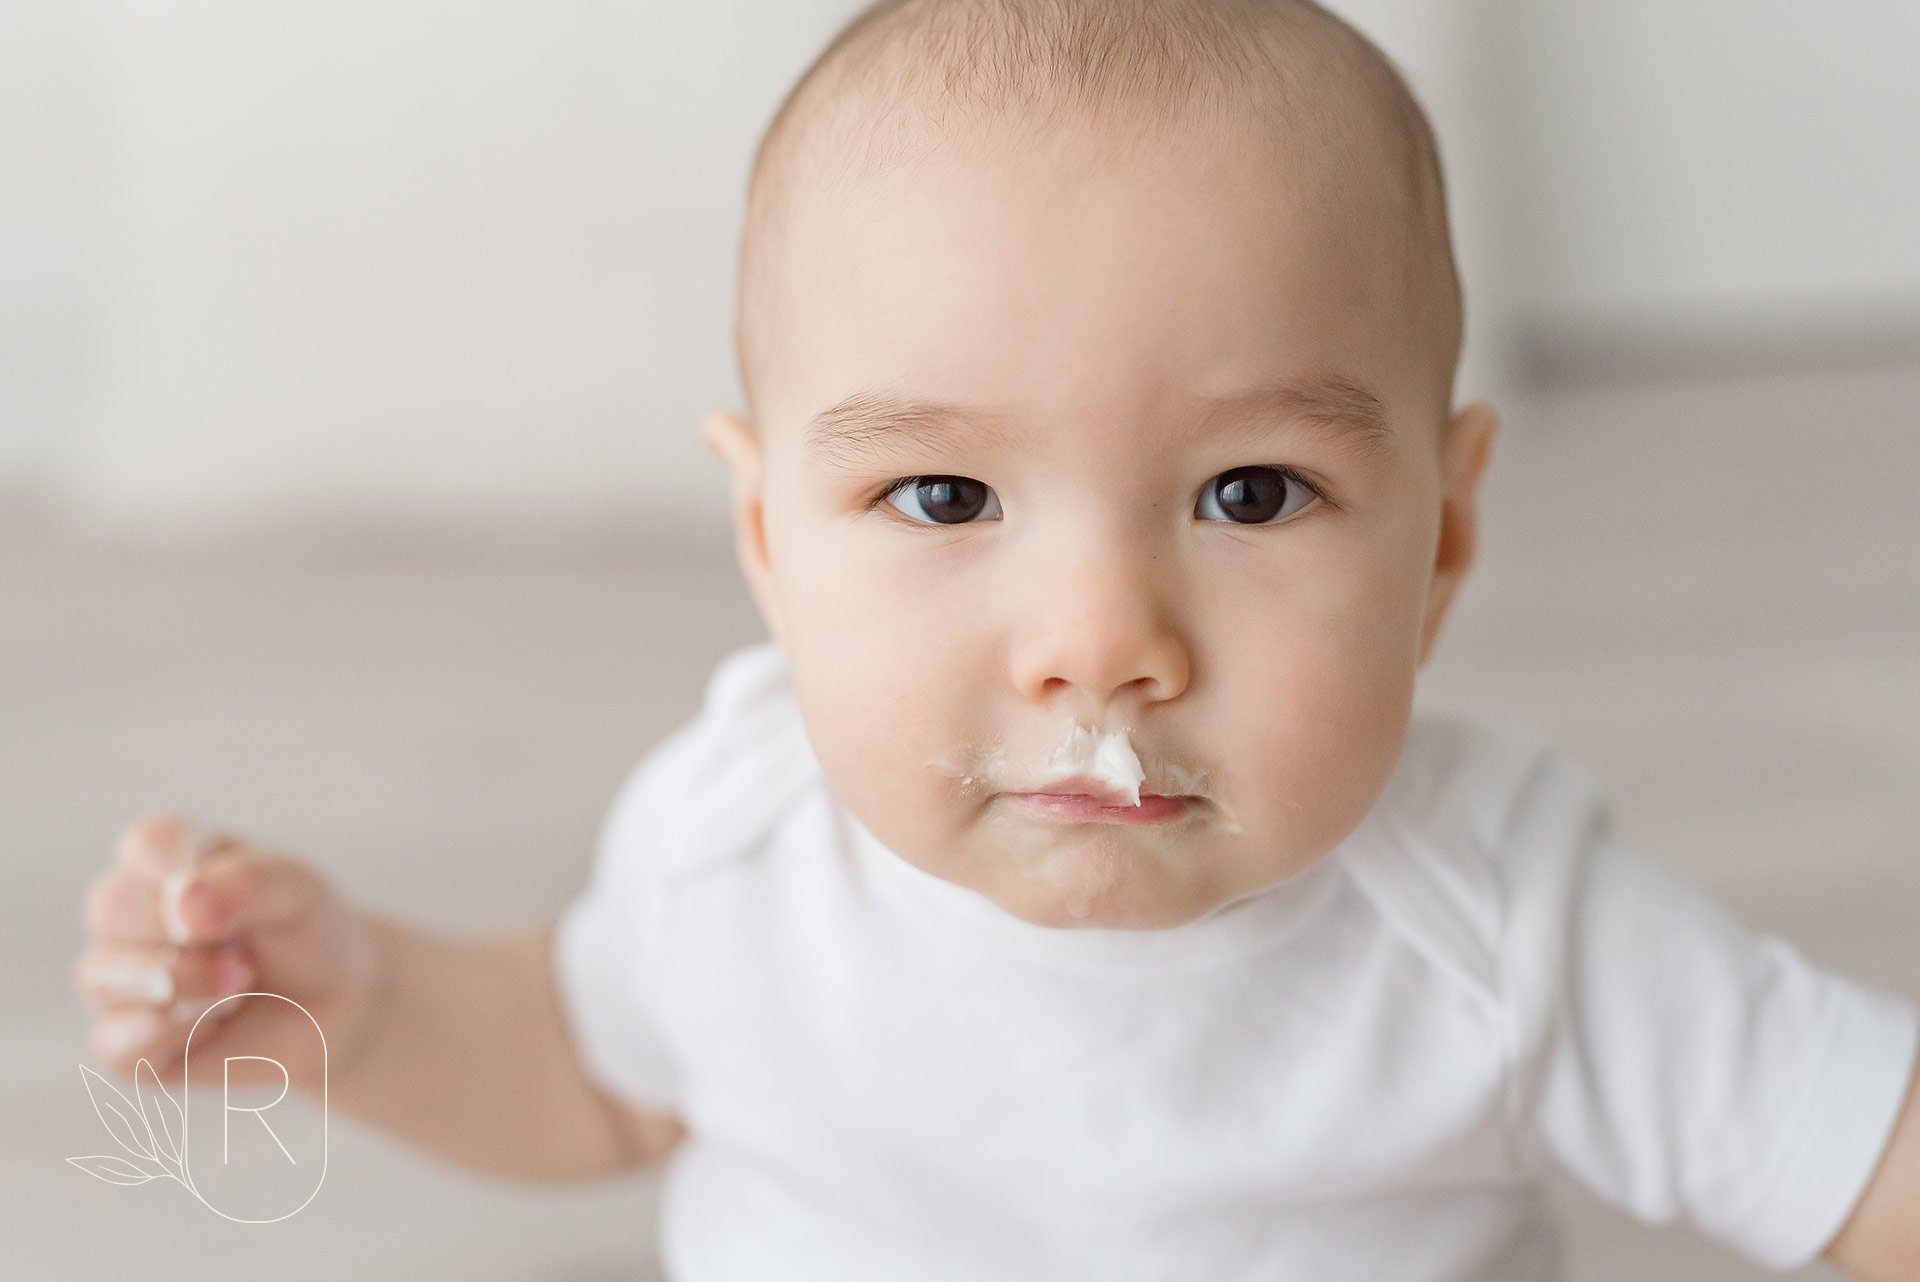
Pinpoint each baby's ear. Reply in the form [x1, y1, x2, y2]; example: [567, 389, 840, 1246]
[1417, 402, 1499, 668]
[698, 409, 784, 644]
[1441, 402, 1498, 493]
[699, 409, 755, 476]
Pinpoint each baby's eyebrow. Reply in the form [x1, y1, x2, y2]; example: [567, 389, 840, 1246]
[801, 373, 1394, 473]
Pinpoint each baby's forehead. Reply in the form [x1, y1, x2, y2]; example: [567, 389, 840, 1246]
[761, 132, 1443, 430]
[736, 0, 1461, 424]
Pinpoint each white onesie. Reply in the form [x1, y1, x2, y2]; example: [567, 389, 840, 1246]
[554, 640, 1918, 1281]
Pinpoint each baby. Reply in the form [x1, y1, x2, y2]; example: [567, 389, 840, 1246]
[73, 1, 1920, 1278]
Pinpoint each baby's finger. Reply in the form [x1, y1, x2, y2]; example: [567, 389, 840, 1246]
[163, 847, 325, 945]
[88, 1000, 237, 1081]
[82, 871, 170, 944]
[113, 813, 220, 881]
[74, 941, 252, 1011]
[92, 1005, 177, 1073]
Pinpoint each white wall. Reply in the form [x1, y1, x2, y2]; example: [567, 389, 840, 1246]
[2, 2, 1916, 532]
[1513, 1, 1920, 336]
[5, 1, 857, 532]
[0, 1, 108, 488]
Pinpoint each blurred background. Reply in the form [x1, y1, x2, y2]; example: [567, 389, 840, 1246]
[3, 1, 1916, 1278]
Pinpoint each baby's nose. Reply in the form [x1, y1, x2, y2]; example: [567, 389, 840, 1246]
[1007, 545, 1190, 706]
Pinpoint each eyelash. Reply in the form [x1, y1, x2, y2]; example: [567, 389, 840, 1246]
[867, 466, 1332, 523]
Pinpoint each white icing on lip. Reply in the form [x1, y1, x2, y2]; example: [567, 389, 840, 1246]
[930, 723, 1240, 831]
[1036, 724, 1146, 806]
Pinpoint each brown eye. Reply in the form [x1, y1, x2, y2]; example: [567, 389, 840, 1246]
[884, 475, 1002, 525]
[1195, 466, 1315, 525]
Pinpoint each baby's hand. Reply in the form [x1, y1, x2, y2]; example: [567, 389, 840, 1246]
[75, 814, 385, 1092]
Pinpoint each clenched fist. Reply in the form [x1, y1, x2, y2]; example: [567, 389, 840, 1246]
[75, 814, 387, 1092]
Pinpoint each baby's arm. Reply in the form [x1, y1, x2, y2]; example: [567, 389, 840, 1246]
[333, 915, 687, 1180]
[1824, 1064, 1920, 1279]
[76, 815, 685, 1183]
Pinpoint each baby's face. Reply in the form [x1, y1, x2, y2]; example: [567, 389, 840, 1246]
[707, 124, 1494, 930]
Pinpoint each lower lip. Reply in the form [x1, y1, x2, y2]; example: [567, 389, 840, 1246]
[1008, 792, 1193, 824]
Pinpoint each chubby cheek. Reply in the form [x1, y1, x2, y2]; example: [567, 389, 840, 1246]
[1215, 554, 1423, 869]
[802, 696, 995, 898]
[774, 523, 987, 872]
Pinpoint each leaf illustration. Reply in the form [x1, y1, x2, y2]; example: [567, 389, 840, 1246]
[134, 1058, 185, 1178]
[66, 1154, 157, 1185]
[78, 1065, 156, 1163]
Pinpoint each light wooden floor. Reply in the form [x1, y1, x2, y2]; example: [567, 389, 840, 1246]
[4, 361, 1917, 1280]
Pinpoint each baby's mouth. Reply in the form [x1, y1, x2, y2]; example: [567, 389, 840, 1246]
[1007, 776, 1197, 825]
[1019, 774, 1145, 808]
[998, 724, 1204, 824]
[933, 719, 1227, 828]
[1030, 724, 1148, 805]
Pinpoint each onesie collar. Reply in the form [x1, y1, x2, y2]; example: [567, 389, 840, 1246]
[840, 802, 1350, 973]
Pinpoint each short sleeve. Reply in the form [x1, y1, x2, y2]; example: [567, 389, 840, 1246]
[551, 740, 692, 1115]
[551, 639, 814, 1118]
[1500, 747, 1919, 1270]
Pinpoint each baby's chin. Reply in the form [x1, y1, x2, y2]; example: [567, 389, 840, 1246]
[995, 890, 1212, 932]
[975, 833, 1234, 931]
